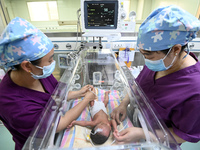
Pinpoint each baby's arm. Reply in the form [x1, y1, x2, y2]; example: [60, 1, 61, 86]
[72, 120, 96, 127]
[111, 119, 118, 134]
[103, 91, 110, 107]
[56, 89, 96, 132]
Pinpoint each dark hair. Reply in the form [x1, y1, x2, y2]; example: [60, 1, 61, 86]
[90, 127, 110, 145]
[160, 44, 188, 55]
[13, 58, 42, 70]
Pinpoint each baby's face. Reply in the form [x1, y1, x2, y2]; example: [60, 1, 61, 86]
[95, 122, 111, 137]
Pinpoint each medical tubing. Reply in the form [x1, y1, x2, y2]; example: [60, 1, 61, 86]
[110, 79, 117, 91]
[85, 128, 95, 146]
[111, 139, 116, 145]
[75, 59, 83, 74]
[89, 88, 97, 97]
[74, 8, 81, 51]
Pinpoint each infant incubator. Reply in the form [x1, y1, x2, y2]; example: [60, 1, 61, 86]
[23, 48, 180, 150]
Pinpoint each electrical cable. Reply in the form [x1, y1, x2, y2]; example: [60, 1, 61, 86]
[74, 8, 81, 51]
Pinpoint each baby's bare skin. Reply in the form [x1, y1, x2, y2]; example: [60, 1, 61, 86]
[68, 90, 117, 132]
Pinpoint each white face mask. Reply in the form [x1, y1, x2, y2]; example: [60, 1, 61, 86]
[144, 47, 177, 71]
[30, 60, 56, 79]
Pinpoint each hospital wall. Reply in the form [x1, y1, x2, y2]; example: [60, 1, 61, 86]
[0, 15, 4, 34]
[2, 0, 200, 32]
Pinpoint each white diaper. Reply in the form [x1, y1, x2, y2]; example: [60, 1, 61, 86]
[89, 101, 107, 118]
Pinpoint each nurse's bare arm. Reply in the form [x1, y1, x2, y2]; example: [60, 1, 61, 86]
[113, 126, 157, 143]
[151, 128, 185, 144]
[113, 126, 185, 144]
[169, 128, 186, 143]
[67, 85, 94, 100]
[111, 94, 130, 124]
[56, 90, 96, 132]
[155, 128, 185, 144]
[113, 126, 146, 143]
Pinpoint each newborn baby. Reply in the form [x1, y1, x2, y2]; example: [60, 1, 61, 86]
[68, 90, 118, 145]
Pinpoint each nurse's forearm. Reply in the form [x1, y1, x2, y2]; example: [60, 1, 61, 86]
[169, 128, 186, 144]
[67, 91, 81, 101]
[56, 97, 89, 132]
[154, 128, 185, 144]
[121, 94, 130, 106]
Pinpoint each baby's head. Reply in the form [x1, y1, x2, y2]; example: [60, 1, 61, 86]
[90, 122, 111, 144]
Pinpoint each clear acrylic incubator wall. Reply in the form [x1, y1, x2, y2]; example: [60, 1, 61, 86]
[23, 49, 181, 150]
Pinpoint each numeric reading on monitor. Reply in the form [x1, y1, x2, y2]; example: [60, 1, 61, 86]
[85, 1, 118, 29]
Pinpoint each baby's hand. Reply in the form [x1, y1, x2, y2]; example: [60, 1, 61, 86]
[105, 90, 111, 94]
[66, 120, 76, 129]
[112, 129, 119, 139]
[114, 129, 119, 136]
[66, 123, 73, 129]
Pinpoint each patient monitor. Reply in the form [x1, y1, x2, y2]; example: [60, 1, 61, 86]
[81, 0, 123, 37]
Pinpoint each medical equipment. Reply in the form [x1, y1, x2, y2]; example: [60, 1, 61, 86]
[93, 72, 102, 85]
[58, 54, 73, 69]
[81, 0, 123, 37]
[23, 48, 181, 150]
[81, 0, 136, 38]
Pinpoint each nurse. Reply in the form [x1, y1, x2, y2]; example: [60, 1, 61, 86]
[111, 5, 200, 145]
[0, 17, 96, 150]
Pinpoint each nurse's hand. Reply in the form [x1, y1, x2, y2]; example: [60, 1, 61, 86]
[113, 127, 144, 143]
[67, 85, 94, 100]
[79, 85, 94, 97]
[84, 89, 97, 102]
[111, 103, 128, 124]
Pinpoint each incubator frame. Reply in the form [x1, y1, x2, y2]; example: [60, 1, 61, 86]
[23, 49, 181, 150]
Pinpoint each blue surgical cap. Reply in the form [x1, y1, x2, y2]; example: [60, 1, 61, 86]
[0, 17, 53, 69]
[136, 5, 200, 51]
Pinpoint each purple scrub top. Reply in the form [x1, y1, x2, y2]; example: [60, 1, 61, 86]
[136, 52, 200, 143]
[0, 70, 58, 150]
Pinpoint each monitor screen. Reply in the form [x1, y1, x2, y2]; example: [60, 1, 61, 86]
[84, 1, 118, 29]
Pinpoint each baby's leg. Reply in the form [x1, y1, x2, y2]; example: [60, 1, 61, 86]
[103, 91, 110, 107]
